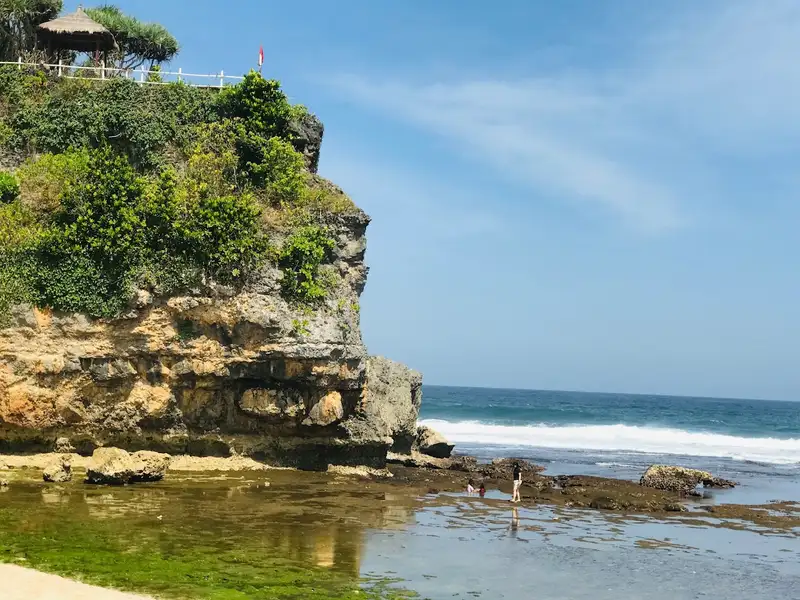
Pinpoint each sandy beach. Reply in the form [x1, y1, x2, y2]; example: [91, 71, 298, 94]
[2, 564, 152, 600]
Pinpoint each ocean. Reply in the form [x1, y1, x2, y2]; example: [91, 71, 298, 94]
[420, 386, 800, 504]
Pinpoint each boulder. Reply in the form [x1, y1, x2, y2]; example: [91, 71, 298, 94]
[416, 426, 455, 459]
[54, 437, 74, 453]
[0, 478, 8, 487]
[86, 448, 170, 485]
[479, 458, 546, 480]
[640, 465, 735, 494]
[42, 455, 72, 483]
[86, 448, 135, 485]
[131, 451, 171, 482]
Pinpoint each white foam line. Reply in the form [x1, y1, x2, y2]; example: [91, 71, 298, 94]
[420, 419, 800, 465]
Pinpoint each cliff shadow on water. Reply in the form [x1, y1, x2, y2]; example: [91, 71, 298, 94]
[0, 66, 423, 469]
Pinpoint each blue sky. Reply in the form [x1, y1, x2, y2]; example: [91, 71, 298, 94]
[66, 0, 800, 401]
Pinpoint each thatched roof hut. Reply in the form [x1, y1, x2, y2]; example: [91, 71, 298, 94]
[37, 6, 116, 55]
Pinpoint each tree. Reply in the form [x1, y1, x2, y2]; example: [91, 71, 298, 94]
[86, 5, 178, 69]
[0, 0, 62, 61]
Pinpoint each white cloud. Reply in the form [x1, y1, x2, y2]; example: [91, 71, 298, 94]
[323, 0, 800, 233]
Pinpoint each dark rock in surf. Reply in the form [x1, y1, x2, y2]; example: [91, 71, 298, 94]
[416, 425, 455, 459]
[640, 465, 735, 495]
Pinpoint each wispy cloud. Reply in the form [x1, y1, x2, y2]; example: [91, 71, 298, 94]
[323, 0, 800, 233]
[320, 152, 505, 240]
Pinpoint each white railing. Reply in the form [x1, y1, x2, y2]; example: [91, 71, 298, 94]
[0, 58, 245, 88]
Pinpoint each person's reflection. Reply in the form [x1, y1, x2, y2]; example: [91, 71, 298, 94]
[508, 507, 520, 538]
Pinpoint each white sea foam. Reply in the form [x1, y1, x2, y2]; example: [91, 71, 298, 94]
[419, 419, 800, 465]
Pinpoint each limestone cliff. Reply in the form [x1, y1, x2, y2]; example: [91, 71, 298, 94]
[0, 212, 422, 469]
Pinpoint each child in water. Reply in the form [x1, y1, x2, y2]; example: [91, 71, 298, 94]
[479, 482, 486, 497]
[466, 479, 475, 494]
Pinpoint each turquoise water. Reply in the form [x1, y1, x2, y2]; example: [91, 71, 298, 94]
[420, 386, 800, 500]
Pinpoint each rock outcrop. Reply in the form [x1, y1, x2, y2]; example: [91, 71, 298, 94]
[86, 448, 170, 485]
[640, 465, 736, 494]
[0, 214, 426, 470]
[289, 112, 324, 174]
[42, 455, 71, 483]
[415, 426, 454, 459]
[344, 357, 422, 454]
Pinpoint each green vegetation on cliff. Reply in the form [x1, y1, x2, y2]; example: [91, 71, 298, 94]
[0, 67, 356, 321]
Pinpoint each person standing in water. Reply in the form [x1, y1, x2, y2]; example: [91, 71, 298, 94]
[511, 463, 522, 503]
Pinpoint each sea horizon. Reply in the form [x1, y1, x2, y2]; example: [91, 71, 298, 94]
[423, 382, 800, 404]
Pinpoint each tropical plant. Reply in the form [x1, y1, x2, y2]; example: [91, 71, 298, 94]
[86, 4, 179, 69]
[0, 0, 61, 61]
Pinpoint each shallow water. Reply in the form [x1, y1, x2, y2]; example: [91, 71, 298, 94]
[1, 470, 798, 599]
[363, 496, 800, 599]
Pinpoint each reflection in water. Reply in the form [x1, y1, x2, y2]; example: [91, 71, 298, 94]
[0, 470, 418, 579]
[509, 507, 520, 538]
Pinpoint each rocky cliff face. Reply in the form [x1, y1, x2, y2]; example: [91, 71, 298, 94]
[0, 212, 422, 469]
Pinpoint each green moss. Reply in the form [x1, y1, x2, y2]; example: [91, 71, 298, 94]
[0, 480, 416, 600]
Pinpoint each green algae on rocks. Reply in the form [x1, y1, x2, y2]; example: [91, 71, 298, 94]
[0, 473, 418, 599]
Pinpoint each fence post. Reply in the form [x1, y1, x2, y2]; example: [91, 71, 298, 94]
[219, 70, 224, 88]
[140, 65, 145, 83]
[178, 67, 182, 83]
[100, 60, 105, 80]
[58, 59, 63, 77]
[17, 57, 21, 70]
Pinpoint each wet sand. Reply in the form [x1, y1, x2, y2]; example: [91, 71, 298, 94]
[2, 564, 152, 600]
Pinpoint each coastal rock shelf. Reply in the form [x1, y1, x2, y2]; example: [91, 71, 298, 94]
[0, 213, 423, 469]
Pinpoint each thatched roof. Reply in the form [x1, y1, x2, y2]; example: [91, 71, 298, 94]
[38, 6, 116, 52]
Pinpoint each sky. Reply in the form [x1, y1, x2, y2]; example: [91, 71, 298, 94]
[65, 0, 800, 401]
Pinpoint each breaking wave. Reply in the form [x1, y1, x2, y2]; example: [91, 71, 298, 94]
[419, 419, 800, 465]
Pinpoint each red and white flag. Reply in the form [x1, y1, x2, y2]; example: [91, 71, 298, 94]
[258, 46, 264, 68]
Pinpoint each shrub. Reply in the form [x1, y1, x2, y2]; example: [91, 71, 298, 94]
[0, 248, 35, 324]
[139, 166, 268, 285]
[7, 77, 215, 170]
[0, 200, 39, 248]
[182, 121, 240, 198]
[278, 225, 335, 303]
[0, 171, 19, 203]
[30, 235, 134, 318]
[25, 148, 145, 316]
[16, 149, 90, 215]
[216, 71, 295, 141]
[186, 193, 268, 282]
[56, 147, 145, 271]
[244, 135, 306, 202]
